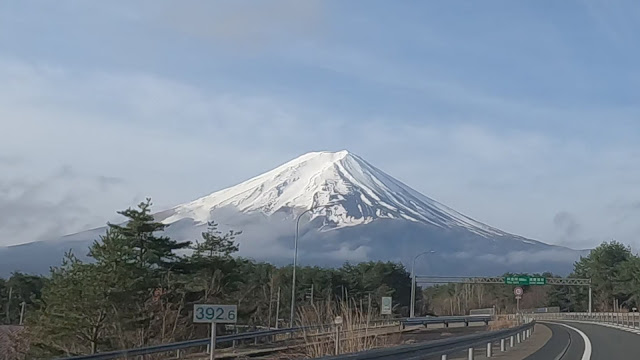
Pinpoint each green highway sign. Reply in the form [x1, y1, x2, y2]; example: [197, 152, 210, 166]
[504, 276, 547, 285]
[529, 276, 547, 285]
[504, 276, 529, 285]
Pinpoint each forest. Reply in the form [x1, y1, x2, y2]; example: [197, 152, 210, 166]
[0, 199, 637, 358]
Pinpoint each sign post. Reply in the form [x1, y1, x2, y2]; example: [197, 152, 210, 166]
[193, 304, 237, 360]
[334, 316, 343, 355]
[381, 297, 392, 315]
[514, 287, 523, 325]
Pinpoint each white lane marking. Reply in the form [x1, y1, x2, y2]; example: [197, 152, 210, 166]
[551, 322, 592, 360]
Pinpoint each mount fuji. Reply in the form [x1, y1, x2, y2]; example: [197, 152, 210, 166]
[0, 150, 588, 276]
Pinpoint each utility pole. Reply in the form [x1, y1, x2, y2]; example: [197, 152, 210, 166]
[411, 251, 435, 318]
[275, 287, 281, 329]
[19, 302, 26, 325]
[267, 283, 274, 329]
[366, 293, 371, 332]
[6, 287, 12, 324]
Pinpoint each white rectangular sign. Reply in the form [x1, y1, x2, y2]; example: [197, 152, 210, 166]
[193, 304, 237, 324]
[381, 296, 392, 315]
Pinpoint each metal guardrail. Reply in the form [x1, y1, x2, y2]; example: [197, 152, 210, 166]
[320, 321, 536, 360]
[401, 315, 491, 328]
[55, 320, 402, 360]
[531, 311, 640, 328]
[55, 316, 493, 360]
[55, 325, 323, 360]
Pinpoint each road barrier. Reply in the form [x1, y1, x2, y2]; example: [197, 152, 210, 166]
[55, 325, 331, 360]
[320, 320, 536, 359]
[469, 307, 496, 316]
[55, 316, 494, 360]
[401, 315, 492, 329]
[531, 311, 640, 328]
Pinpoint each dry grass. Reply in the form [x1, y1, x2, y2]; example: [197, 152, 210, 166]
[295, 300, 395, 358]
[489, 316, 516, 330]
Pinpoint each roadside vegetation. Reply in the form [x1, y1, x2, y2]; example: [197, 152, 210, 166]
[0, 199, 637, 358]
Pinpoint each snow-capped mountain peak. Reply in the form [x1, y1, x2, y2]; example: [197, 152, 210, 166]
[163, 150, 508, 238]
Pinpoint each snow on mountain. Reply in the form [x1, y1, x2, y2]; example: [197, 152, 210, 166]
[164, 150, 512, 239]
[0, 150, 587, 277]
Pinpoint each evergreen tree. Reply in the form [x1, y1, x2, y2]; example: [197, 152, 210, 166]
[29, 253, 108, 356]
[105, 198, 191, 270]
[188, 221, 242, 302]
[573, 240, 632, 311]
[192, 221, 240, 258]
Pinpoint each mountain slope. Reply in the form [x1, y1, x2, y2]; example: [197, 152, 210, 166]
[0, 150, 587, 276]
[164, 150, 528, 240]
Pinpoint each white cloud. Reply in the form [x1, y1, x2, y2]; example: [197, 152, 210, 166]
[1, 56, 640, 251]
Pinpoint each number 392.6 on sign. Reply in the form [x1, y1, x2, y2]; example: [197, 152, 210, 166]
[193, 304, 237, 324]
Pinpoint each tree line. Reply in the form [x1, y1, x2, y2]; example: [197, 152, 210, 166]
[1, 199, 412, 358]
[1, 199, 638, 358]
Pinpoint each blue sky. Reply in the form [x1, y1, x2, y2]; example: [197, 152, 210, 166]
[1, 0, 640, 249]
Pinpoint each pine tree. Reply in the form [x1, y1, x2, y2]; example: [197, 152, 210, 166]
[105, 198, 191, 270]
[87, 199, 192, 349]
[29, 253, 108, 356]
[188, 221, 241, 302]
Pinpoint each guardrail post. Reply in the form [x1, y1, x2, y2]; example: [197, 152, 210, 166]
[516, 333, 521, 344]
[254, 336, 259, 345]
[486, 342, 492, 357]
[176, 349, 181, 359]
[441, 355, 447, 360]
[500, 339, 506, 352]
[468, 347, 474, 360]
[510, 335, 514, 347]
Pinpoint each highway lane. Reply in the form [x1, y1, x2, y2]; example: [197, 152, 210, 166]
[528, 321, 640, 360]
[525, 322, 585, 360]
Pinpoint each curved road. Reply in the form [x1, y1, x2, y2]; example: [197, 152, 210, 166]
[527, 321, 640, 359]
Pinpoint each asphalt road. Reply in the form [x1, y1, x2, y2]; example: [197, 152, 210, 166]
[527, 321, 640, 360]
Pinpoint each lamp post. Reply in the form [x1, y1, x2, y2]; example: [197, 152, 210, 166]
[410, 250, 435, 318]
[290, 205, 332, 328]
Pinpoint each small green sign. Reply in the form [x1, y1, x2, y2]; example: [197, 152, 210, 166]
[529, 276, 547, 285]
[504, 276, 529, 285]
[504, 276, 547, 285]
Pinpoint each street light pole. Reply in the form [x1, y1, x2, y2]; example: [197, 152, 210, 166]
[410, 250, 435, 318]
[290, 208, 313, 328]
